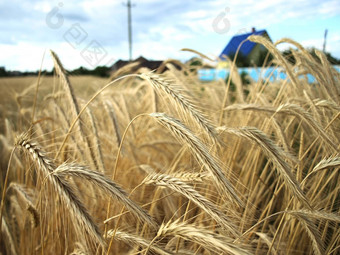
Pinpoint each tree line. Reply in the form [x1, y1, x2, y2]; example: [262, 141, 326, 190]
[0, 65, 112, 77]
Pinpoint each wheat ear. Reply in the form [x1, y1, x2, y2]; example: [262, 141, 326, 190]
[141, 73, 217, 143]
[139, 165, 209, 183]
[50, 50, 98, 165]
[288, 210, 340, 223]
[313, 157, 340, 173]
[49, 50, 83, 138]
[54, 163, 157, 229]
[149, 113, 243, 207]
[69, 242, 89, 255]
[106, 229, 173, 255]
[255, 232, 278, 255]
[157, 220, 251, 255]
[224, 103, 337, 151]
[248, 35, 299, 88]
[6, 183, 39, 228]
[15, 133, 105, 248]
[144, 173, 240, 236]
[288, 212, 325, 255]
[171, 171, 210, 183]
[218, 126, 311, 209]
[276, 103, 337, 151]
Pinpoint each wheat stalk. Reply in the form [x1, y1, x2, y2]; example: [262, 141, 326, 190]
[1, 216, 18, 255]
[103, 99, 122, 147]
[85, 107, 105, 172]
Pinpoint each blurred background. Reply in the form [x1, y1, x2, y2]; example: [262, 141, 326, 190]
[0, 0, 339, 73]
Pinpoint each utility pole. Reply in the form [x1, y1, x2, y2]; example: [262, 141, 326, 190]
[323, 29, 328, 53]
[125, 0, 134, 61]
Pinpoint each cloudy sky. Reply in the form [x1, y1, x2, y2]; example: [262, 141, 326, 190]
[1, 0, 340, 71]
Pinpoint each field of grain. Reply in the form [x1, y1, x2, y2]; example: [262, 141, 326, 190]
[0, 36, 339, 255]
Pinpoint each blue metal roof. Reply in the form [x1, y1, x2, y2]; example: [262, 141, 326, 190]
[219, 30, 267, 59]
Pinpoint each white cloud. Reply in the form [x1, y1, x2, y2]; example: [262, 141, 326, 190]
[32, 1, 54, 13]
[318, 0, 340, 16]
[0, 42, 53, 71]
[300, 38, 324, 51]
[1, 0, 340, 71]
[185, 10, 209, 19]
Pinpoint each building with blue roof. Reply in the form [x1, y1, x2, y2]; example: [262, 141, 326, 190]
[219, 28, 271, 66]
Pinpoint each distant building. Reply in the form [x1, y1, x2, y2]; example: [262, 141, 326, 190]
[219, 28, 272, 66]
[110, 56, 163, 72]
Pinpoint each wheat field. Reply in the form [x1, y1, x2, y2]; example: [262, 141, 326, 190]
[0, 36, 339, 254]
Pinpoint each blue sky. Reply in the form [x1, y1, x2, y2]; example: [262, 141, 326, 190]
[0, 0, 339, 71]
